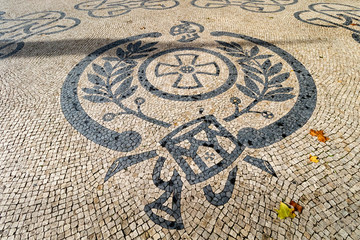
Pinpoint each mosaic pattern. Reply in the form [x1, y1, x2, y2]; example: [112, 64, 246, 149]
[169, 21, 204, 42]
[294, 3, 360, 44]
[0, 11, 80, 59]
[191, 0, 298, 13]
[2, 0, 360, 237]
[75, 0, 179, 18]
[61, 23, 316, 229]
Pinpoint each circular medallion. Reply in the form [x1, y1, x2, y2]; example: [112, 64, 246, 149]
[61, 25, 316, 230]
[138, 48, 237, 101]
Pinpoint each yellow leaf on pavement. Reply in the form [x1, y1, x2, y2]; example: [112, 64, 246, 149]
[276, 202, 296, 219]
[309, 154, 319, 163]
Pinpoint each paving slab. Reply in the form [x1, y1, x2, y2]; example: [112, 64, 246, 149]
[1, 0, 359, 239]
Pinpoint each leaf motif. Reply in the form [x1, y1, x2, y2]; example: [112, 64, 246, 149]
[128, 54, 148, 59]
[268, 62, 283, 76]
[92, 63, 107, 77]
[116, 48, 125, 59]
[82, 88, 107, 96]
[124, 59, 136, 65]
[217, 47, 239, 52]
[114, 76, 133, 97]
[133, 41, 142, 52]
[227, 53, 246, 58]
[254, 54, 273, 59]
[250, 46, 259, 57]
[263, 94, 295, 102]
[262, 59, 271, 71]
[87, 73, 106, 86]
[268, 72, 290, 85]
[138, 47, 157, 53]
[83, 95, 111, 103]
[127, 42, 134, 52]
[240, 64, 262, 74]
[117, 85, 138, 100]
[243, 70, 264, 84]
[102, 57, 119, 61]
[236, 84, 257, 99]
[104, 61, 113, 75]
[111, 70, 133, 87]
[138, 42, 158, 51]
[244, 75, 260, 95]
[127, 41, 141, 52]
[216, 41, 239, 51]
[230, 42, 243, 52]
[265, 87, 293, 96]
[93, 85, 105, 90]
[112, 65, 136, 76]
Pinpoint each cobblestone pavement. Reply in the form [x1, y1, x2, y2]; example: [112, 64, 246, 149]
[1, 0, 360, 239]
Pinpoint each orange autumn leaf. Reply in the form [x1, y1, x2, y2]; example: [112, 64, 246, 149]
[309, 154, 319, 163]
[290, 200, 303, 213]
[309, 129, 329, 142]
[350, 23, 358, 26]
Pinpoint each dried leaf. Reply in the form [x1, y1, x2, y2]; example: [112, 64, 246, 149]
[276, 202, 296, 219]
[309, 154, 319, 163]
[290, 200, 303, 213]
[309, 129, 329, 142]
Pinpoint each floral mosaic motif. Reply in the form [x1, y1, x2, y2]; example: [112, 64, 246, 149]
[155, 53, 220, 89]
[0, 11, 80, 59]
[82, 40, 171, 127]
[61, 29, 317, 230]
[294, 3, 360, 44]
[75, 0, 179, 18]
[191, 0, 298, 13]
[215, 41, 295, 121]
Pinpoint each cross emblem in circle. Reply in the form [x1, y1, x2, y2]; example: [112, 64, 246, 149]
[204, 152, 215, 161]
[155, 54, 220, 89]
